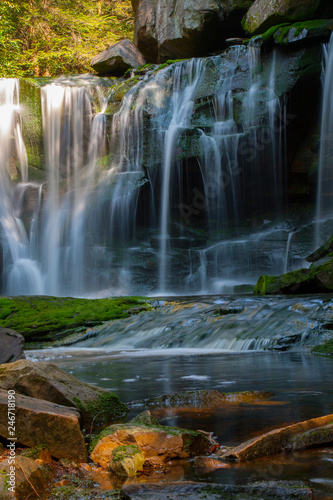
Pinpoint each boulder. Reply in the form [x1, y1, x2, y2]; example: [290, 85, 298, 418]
[91, 39, 146, 76]
[0, 359, 128, 428]
[0, 455, 54, 500]
[306, 234, 333, 262]
[243, 0, 333, 35]
[122, 481, 313, 499]
[131, 0, 255, 62]
[91, 411, 211, 468]
[254, 256, 333, 295]
[0, 328, 25, 364]
[222, 413, 333, 462]
[0, 389, 87, 462]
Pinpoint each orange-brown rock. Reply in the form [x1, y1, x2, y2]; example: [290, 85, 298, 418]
[91, 411, 210, 469]
[222, 413, 333, 462]
[0, 389, 87, 462]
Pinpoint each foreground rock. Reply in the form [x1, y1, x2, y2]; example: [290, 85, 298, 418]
[0, 455, 54, 500]
[222, 413, 333, 462]
[0, 328, 25, 364]
[122, 480, 312, 499]
[131, 0, 254, 62]
[0, 359, 128, 428]
[254, 257, 333, 294]
[242, 0, 333, 34]
[91, 38, 146, 76]
[0, 389, 87, 461]
[91, 411, 211, 469]
[130, 390, 274, 408]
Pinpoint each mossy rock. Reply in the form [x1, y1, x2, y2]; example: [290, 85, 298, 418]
[73, 393, 129, 429]
[258, 19, 333, 46]
[0, 295, 151, 345]
[312, 338, 333, 356]
[254, 257, 333, 295]
[109, 444, 145, 477]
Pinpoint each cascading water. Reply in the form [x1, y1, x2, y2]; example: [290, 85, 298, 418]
[0, 44, 305, 297]
[315, 32, 333, 248]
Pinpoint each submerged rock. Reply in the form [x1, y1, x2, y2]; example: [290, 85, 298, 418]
[91, 411, 211, 469]
[0, 359, 128, 428]
[0, 328, 25, 364]
[222, 413, 333, 462]
[129, 390, 274, 408]
[0, 389, 87, 462]
[91, 39, 146, 76]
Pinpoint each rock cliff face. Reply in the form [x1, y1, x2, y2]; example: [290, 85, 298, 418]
[131, 0, 255, 62]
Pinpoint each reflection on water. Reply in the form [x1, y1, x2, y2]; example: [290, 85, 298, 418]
[27, 349, 333, 498]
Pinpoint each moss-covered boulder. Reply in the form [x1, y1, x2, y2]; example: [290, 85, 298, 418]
[0, 295, 151, 346]
[258, 19, 333, 46]
[91, 411, 211, 469]
[242, 0, 333, 35]
[254, 257, 333, 295]
[312, 338, 333, 356]
[0, 360, 129, 429]
[306, 234, 333, 263]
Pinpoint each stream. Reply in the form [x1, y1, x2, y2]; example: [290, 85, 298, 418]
[27, 295, 333, 499]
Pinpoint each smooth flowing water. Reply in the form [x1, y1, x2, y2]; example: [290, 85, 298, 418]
[0, 44, 305, 297]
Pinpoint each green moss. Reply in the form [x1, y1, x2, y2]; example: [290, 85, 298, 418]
[73, 393, 129, 429]
[256, 19, 333, 46]
[254, 256, 333, 295]
[111, 444, 140, 462]
[20, 444, 48, 459]
[0, 295, 151, 344]
[312, 339, 333, 356]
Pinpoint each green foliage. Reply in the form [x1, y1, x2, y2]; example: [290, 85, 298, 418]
[312, 339, 333, 356]
[0, 295, 151, 342]
[0, 0, 134, 77]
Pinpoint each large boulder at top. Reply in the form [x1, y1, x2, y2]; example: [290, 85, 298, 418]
[0, 389, 87, 462]
[0, 328, 25, 364]
[91, 38, 146, 76]
[131, 0, 255, 62]
[243, 0, 333, 35]
[0, 359, 128, 428]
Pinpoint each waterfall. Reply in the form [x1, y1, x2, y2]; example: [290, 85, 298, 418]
[0, 79, 43, 295]
[0, 46, 290, 297]
[315, 33, 333, 248]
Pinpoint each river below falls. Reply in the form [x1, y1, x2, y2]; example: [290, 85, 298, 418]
[27, 295, 333, 498]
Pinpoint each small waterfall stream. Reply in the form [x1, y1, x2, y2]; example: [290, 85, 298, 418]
[315, 32, 333, 248]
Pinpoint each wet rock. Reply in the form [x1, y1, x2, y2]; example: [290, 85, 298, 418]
[91, 411, 211, 468]
[0, 359, 128, 428]
[109, 444, 145, 477]
[194, 456, 230, 474]
[242, 0, 332, 35]
[0, 389, 87, 461]
[306, 234, 333, 263]
[91, 39, 146, 76]
[131, 0, 255, 62]
[129, 390, 274, 408]
[0, 328, 25, 364]
[122, 480, 313, 499]
[285, 423, 333, 450]
[254, 257, 333, 294]
[0, 455, 54, 500]
[222, 413, 333, 462]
